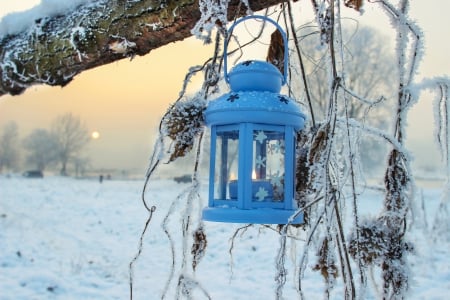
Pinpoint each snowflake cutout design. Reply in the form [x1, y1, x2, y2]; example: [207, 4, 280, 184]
[270, 171, 284, 188]
[227, 94, 239, 102]
[254, 131, 267, 144]
[278, 96, 289, 104]
[255, 155, 266, 169]
[255, 187, 269, 201]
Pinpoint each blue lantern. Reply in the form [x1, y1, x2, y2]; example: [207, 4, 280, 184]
[202, 16, 306, 224]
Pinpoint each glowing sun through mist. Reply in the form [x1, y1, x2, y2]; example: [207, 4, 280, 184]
[91, 131, 100, 139]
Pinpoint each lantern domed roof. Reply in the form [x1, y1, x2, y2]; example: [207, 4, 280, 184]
[228, 60, 283, 93]
[205, 60, 306, 130]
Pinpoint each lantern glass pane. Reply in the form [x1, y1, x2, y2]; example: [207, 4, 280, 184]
[252, 129, 285, 202]
[214, 130, 239, 201]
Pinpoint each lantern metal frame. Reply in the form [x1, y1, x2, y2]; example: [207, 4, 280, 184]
[202, 15, 306, 224]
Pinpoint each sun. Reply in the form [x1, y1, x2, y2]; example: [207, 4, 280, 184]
[91, 131, 100, 139]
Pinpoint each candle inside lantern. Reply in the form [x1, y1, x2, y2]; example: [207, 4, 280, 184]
[228, 179, 273, 201]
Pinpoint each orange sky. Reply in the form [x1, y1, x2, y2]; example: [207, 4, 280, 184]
[0, 1, 449, 175]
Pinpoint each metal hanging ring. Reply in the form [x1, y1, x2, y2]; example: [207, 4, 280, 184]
[223, 15, 289, 85]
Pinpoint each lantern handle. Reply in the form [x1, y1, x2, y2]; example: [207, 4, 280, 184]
[223, 15, 289, 85]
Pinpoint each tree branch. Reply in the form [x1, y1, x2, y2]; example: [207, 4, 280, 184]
[0, 0, 284, 97]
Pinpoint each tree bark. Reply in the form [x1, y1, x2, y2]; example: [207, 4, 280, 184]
[0, 0, 284, 97]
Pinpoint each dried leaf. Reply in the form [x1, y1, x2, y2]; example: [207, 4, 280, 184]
[266, 30, 285, 74]
[191, 226, 207, 271]
[308, 124, 330, 165]
[312, 237, 338, 281]
[348, 219, 387, 266]
[344, 0, 363, 12]
[161, 97, 206, 162]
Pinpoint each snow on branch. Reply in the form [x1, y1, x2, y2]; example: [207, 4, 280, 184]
[191, 0, 252, 43]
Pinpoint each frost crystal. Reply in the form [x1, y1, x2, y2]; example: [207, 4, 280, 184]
[191, 0, 229, 42]
[191, 0, 252, 42]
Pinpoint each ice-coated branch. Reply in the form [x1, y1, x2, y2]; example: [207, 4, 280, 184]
[377, 0, 424, 143]
[414, 77, 450, 169]
[414, 76, 450, 240]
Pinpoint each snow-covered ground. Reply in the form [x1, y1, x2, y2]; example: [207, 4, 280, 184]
[0, 175, 449, 299]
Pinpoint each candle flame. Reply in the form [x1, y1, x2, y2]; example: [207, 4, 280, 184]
[252, 170, 257, 180]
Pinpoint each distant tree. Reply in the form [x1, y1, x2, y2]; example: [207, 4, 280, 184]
[297, 25, 397, 123]
[0, 121, 20, 173]
[51, 113, 90, 176]
[73, 156, 90, 178]
[22, 128, 58, 171]
[295, 25, 397, 174]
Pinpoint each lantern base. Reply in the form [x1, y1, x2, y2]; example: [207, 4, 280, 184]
[202, 207, 303, 224]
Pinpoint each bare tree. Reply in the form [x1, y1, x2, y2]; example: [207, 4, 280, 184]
[22, 128, 58, 171]
[295, 25, 397, 174]
[0, 121, 20, 173]
[73, 156, 90, 178]
[297, 25, 397, 123]
[51, 113, 90, 176]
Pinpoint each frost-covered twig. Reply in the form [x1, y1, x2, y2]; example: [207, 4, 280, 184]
[414, 77, 450, 240]
[161, 188, 185, 299]
[335, 118, 408, 155]
[275, 226, 288, 299]
[228, 224, 253, 278]
[128, 205, 156, 300]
